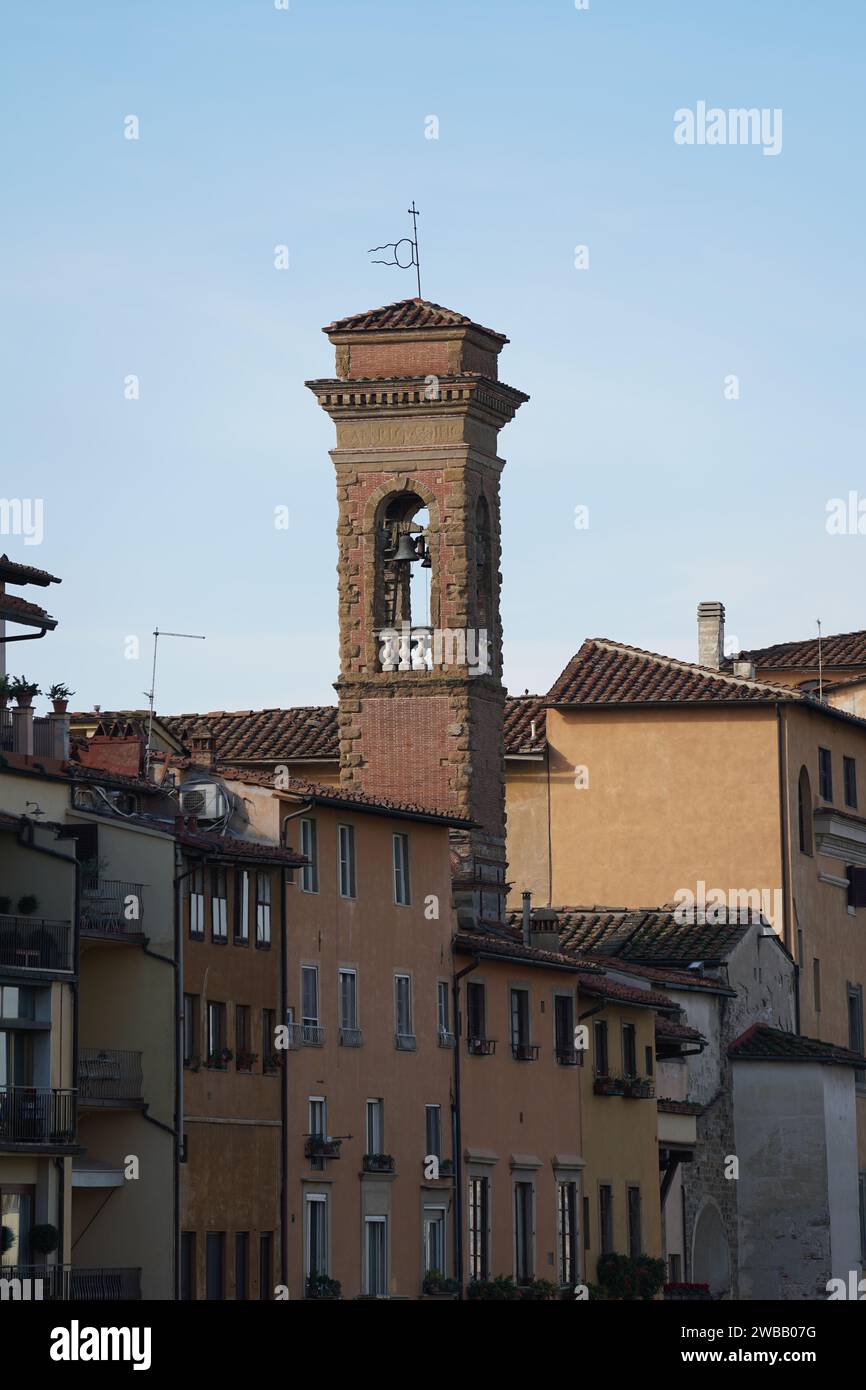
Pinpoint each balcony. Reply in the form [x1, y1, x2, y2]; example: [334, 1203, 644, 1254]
[394, 1032, 417, 1052]
[362, 1153, 395, 1174]
[511, 1041, 540, 1062]
[0, 1265, 141, 1300]
[80, 878, 145, 940]
[0, 914, 72, 973]
[79, 1049, 143, 1106]
[288, 1022, 325, 1048]
[339, 1026, 363, 1048]
[437, 1029, 456, 1048]
[305, 1135, 342, 1161]
[467, 1036, 496, 1056]
[0, 1087, 77, 1146]
[555, 1046, 579, 1066]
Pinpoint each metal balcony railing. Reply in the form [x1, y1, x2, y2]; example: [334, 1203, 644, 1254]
[80, 878, 145, 938]
[0, 708, 12, 751]
[79, 1049, 143, 1104]
[0, 1087, 77, 1144]
[288, 1022, 325, 1047]
[338, 1026, 363, 1048]
[0, 1266, 141, 1300]
[0, 915, 72, 972]
[33, 718, 54, 757]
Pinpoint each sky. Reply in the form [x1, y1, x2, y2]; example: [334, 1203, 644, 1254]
[3, 1, 865, 716]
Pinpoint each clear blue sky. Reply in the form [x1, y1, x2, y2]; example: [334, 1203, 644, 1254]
[4, 1, 865, 714]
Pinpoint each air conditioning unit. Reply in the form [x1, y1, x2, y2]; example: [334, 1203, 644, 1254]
[179, 783, 229, 824]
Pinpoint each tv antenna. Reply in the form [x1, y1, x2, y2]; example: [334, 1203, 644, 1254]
[145, 628, 206, 775]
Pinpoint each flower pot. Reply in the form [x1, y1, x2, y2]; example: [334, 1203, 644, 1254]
[15, 695, 33, 708]
[52, 699, 68, 714]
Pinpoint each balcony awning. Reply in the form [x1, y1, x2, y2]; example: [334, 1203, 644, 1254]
[72, 1158, 125, 1188]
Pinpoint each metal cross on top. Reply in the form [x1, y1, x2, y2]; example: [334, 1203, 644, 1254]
[368, 202, 422, 298]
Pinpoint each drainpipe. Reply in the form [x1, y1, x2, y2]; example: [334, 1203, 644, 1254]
[276, 801, 312, 1295]
[451, 955, 480, 1299]
[173, 853, 199, 1301]
[521, 890, 532, 946]
[776, 704, 797, 1029]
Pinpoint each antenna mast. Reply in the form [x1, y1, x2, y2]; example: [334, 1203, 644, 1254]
[145, 628, 206, 776]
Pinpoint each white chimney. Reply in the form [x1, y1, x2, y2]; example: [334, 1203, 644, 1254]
[697, 601, 725, 670]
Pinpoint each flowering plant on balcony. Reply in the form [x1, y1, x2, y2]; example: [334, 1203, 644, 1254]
[467, 1274, 520, 1301]
[593, 1075, 625, 1096]
[1, 1225, 14, 1255]
[207, 1048, 233, 1070]
[30, 1224, 59, 1257]
[597, 1253, 666, 1301]
[236, 1051, 258, 1072]
[0, 675, 11, 709]
[263, 1053, 282, 1073]
[305, 1274, 341, 1300]
[422, 1270, 459, 1296]
[622, 1077, 654, 1099]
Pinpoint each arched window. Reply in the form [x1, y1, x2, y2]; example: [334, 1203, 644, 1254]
[798, 765, 813, 856]
[375, 491, 430, 630]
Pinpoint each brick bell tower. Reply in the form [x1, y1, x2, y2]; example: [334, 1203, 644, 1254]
[306, 298, 527, 921]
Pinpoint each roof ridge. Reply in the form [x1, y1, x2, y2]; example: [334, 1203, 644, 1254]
[579, 637, 801, 697]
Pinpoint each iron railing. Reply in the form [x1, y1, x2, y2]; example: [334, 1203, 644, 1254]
[288, 1022, 325, 1047]
[0, 915, 72, 972]
[0, 1265, 141, 1300]
[0, 708, 12, 751]
[33, 718, 53, 758]
[0, 1088, 77, 1144]
[80, 878, 145, 937]
[338, 1026, 363, 1048]
[79, 1049, 143, 1104]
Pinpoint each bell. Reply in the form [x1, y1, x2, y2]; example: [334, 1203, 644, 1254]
[420, 550, 432, 569]
[393, 533, 420, 563]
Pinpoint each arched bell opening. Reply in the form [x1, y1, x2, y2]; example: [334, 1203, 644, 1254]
[374, 491, 435, 670]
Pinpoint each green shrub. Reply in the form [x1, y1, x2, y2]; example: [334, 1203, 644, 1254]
[596, 1252, 666, 1300]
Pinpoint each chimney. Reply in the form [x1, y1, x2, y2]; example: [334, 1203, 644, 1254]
[188, 719, 215, 770]
[733, 659, 756, 680]
[529, 907, 561, 952]
[521, 890, 532, 946]
[697, 601, 725, 670]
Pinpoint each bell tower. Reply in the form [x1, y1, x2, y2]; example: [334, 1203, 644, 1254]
[307, 298, 527, 919]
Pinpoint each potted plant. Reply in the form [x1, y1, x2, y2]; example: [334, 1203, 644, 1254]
[1, 1225, 14, 1256]
[8, 676, 41, 708]
[597, 1252, 666, 1301]
[305, 1273, 342, 1300]
[207, 1048, 233, 1071]
[362, 1152, 395, 1173]
[263, 1053, 282, 1074]
[664, 1281, 712, 1301]
[47, 683, 75, 714]
[593, 1075, 625, 1097]
[519, 1278, 559, 1301]
[421, 1269, 459, 1299]
[236, 1050, 258, 1073]
[186, 1055, 202, 1072]
[30, 1224, 59, 1261]
[17, 895, 39, 916]
[467, 1274, 520, 1301]
[0, 675, 11, 710]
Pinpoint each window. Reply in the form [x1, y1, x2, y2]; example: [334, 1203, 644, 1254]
[813, 959, 821, 1013]
[234, 1232, 248, 1300]
[554, 994, 576, 1063]
[259, 1233, 273, 1300]
[848, 983, 865, 1085]
[844, 756, 858, 810]
[262, 1008, 275, 1065]
[510, 988, 529, 1047]
[255, 873, 271, 946]
[424, 1207, 447, 1275]
[205, 1232, 225, 1300]
[305, 1196, 328, 1282]
[180, 1232, 196, 1300]
[468, 1177, 490, 1280]
[819, 747, 833, 802]
[583, 1196, 590, 1251]
[0, 986, 35, 1019]
[308, 1096, 327, 1172]
[645, 1044, 654, 1077]
[622, 1023, 637, 1077]
[466, 981, 487, 1045]
[338, 969, 359, 1042]
[338, 824, 356, 899]
[183, 994, 199, 1067]
[363, 1216, 387, 1296]
[437, 981, 453, 1044]
[207, 1002, 226, 1062]
[859, 1171, 866, 1262]
[514, 1182, 534, 1283]
[235, 870, 250, 943]
[593, 1019, 609, 1076]
[366, 1098, 384, 1155]
[235, 1005, 251, 1064]
[599, 1185, 613, 1255]
[557, 1181, 578, 1287]
[211, 867, 227, 942]
[798, 766, 814, 855]
[394, 973, 415, 1048]
[393, 833, 410, 905]
[299, 818, 319, 893]
[425, 1104, 442, 1159]
[301, 966, 320, 1043]
[627, 1186, 642, 1257]
[669, 1252, 682, 1283]
[189, 867, 205, 937]
[0, 1028, 34, 1087]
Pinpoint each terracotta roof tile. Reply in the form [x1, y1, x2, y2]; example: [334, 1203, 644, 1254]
[736, 630, 866, 670]
[0, 592, 56, 627]
[728, 1022, 866, 1068]
[507, 906, 754, 967]
[163, 707, 339, 762]
[655, 1017, 705, 1043]
[547, 639, 795, 707]
[503, 695, 546, 753]
[657, 1099, 704, 1116]
[323, 297, 507, 342]
[0, 554, 61, 586]
[212, 763, 471, 826]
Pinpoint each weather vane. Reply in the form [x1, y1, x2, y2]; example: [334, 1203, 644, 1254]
[369, 202, 422, 298]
